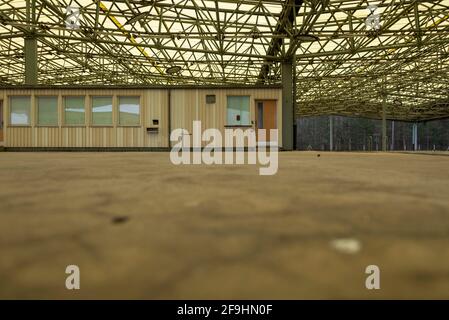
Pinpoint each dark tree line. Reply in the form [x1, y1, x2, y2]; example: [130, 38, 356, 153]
[296, 116, 449, 151]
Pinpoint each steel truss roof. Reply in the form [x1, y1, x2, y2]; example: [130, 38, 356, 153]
[296, 0, 449, 121]
[0, 0, 448, 121]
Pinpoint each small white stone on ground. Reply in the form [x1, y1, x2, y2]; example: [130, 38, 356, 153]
[330, 238, 362, 254]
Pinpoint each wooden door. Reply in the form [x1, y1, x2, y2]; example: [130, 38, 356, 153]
[256, 100, 277, 142]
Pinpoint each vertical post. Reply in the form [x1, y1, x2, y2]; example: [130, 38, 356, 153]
[412, 123, 418, 151]
[282, 58, 294, 151]
[415, 124, 417, 151]
[414, 1, 422, 47]
[25, 38, 38, 85]
[390, 121, 395, 151]
[25, 0, 38, 85]
[167, 89, 171, 149]
[382, 93, 387, 151]
[292, 57, 297, 150]
[329, 115, 333, 151]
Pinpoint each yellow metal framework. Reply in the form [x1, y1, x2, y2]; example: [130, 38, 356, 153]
[0, 0, 448, 121]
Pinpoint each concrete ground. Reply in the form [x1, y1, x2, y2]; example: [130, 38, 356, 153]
[0, 152, 448, 299]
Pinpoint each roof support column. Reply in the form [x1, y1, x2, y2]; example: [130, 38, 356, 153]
[391, 121, 395, 151]
[25, 0, 37, 85]
[25, 37, 38, 85]
[412, 123, 419, 151]
[282, 57, 294, 151]
[382, 93, 387, 152]
[329, 115, 333, 151]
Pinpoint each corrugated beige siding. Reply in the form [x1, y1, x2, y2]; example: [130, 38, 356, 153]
[88, 127, 116, 147]
[35, 128, 61, 147]
[145, 89, 168, 148]
[8, 127, 32, 147]
[0, 87, 282, 148]
[62, 127, 87, 147]
[170, 88, 282, 146]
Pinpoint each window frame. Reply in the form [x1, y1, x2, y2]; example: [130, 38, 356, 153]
[90, 95, 114, 127]
[226, 95, 251, 127]
[117, 95, 142, 127]
[62, 95, 86, 127]
[35, 95, 59, 127]
[9, 95, 32, 127]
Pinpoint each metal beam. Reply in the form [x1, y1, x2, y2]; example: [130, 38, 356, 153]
[412, 123, 419, 151]
[24, 0, 37, 85]
[329, 116, 333, 151]
[391, 121, 395, 151]
[282, 58, 294, 150]
[0, 0, 448, 121]
[382, 93, 387, 152]
[257, 0, 303, 83]
[24, 37, 37, 85]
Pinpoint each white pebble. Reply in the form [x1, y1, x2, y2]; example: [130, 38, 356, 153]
[330, 238, 361, 254]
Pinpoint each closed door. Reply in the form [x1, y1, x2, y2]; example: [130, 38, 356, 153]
[0, 100, 3, 142]
[256, 100, 277, 142]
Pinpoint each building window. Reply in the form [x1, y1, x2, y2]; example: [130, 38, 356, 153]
[206, 95, 216, 104]
[64, 96, 85, 125]
[118, 96, 140, 126]
[10, 96, 31, 125]
[37, 96, 58, 126]
[227, 96, 250, 126]
[92, 96, 113, 125]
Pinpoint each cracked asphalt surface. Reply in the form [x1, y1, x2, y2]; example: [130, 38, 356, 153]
[0, 152, 449, 299]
